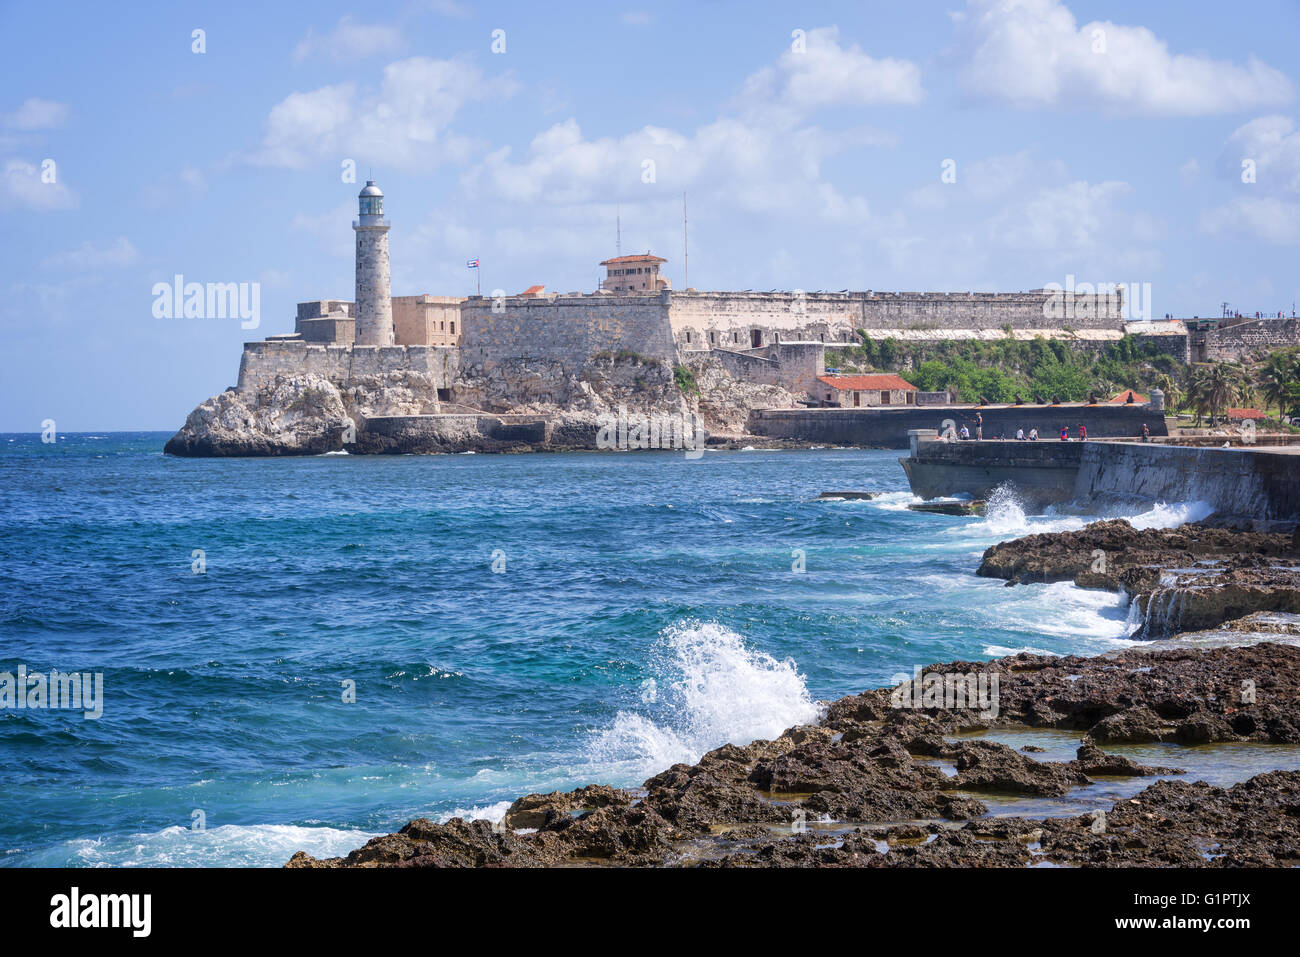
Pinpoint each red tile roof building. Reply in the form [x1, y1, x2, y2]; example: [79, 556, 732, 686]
[817, 374, 918, 407]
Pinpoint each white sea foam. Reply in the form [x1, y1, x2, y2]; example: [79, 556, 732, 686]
[586, 621, 821, 780]
[29, 823, 381, 868]
[439, 799, 513, 825]
[869, 491, 924, 511]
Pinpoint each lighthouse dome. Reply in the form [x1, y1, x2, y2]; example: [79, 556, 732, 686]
[357, 181, 384, 220]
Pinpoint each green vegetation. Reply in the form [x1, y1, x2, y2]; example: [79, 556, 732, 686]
[827, 334, 1179, 404]
[673, 363, 700, 396]
[1256, 348, 1300, 421]
[825, 333, 1300, 426]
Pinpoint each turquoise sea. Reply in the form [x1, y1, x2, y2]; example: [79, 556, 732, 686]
[0, 433, 1212, 866]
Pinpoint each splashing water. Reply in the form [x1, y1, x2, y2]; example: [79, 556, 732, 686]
[586, 621, 822, 781]
[1128, 500, 1215, 530]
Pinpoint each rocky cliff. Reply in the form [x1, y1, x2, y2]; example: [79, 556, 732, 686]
[164, 351, 805, 456]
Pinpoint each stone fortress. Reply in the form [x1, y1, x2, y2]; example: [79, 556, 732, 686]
[165, 181, 1300, 456]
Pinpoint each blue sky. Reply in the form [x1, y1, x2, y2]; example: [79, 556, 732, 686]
[2, 0, 1299, 429]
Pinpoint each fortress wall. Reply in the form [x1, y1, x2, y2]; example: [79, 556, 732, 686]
[667, 290, 1125, 350]
[669, 292, 858, 348]
[1202, 318, 1300, 361]
[237, 341, 458, 392]
[459, 293, 678, 376]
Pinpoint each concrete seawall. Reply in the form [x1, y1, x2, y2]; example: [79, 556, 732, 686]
[1075, 442, 1300, 526]
[901, 435, 1300, 528]
[901, 438, 1085, 504]
[750, 403, 1164, 450]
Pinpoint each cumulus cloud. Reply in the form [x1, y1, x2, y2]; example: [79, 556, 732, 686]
[3, 97, 69, 130]
[461, 115, 886, 224]
[1, 158, 76, 210]
[247, 56, 517, 171]
[737, 26, 924, 119]
[1200, 196, 1300, 244]
[990, 179, 1132, 250]
[1201, 117, 1300, 244]
[952, 0, 1293, 114]
[1217, 115, 1300, 191]
[293, 17, 404, 63]
[42, 236, 140, 271]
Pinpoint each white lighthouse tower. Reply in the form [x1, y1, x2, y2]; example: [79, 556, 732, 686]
[353, 180, 393, 346]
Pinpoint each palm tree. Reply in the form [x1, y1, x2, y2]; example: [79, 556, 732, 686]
[1154, 372, 1182, 413]
[1257, 350, 1300, 420]
[1188, 362, 1250, 426]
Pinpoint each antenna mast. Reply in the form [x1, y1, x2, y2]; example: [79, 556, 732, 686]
[683, 192, 689, 290]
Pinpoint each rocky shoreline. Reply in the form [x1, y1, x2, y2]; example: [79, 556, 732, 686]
[977, 519, 1300, 638]
[285, 519, 1300, 869]
[288, 640, 1300, 868]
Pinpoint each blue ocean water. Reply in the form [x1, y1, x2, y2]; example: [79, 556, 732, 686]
[0, 433, 1209, 867]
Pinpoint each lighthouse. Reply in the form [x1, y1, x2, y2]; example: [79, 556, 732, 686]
[353, 180, 393, 346]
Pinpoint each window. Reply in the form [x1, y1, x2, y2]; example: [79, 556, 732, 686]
[750, 329, 762, 348]
[880, 391, 891, 405]
[449, 321, 455, 334]
[906, 392, 914, 405]
[685, 331, 692, 343]
[853, 391, 861, 407]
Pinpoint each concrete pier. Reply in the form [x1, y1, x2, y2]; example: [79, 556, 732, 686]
[900, 432, 1300, 528]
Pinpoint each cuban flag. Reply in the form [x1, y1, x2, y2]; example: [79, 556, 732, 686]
[466, 259, 479, 268]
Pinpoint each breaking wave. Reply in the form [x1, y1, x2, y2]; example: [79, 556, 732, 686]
[585, 621, 821, 781]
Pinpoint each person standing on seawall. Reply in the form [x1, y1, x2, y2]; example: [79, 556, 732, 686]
[975, 411, 983, 441]
[1141, 423, 1150, 442]
[1078, 424, 1087, 441]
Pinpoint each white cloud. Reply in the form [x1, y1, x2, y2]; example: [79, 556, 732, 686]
[1201, 196, 1300, 244]
[1200, 116, 1300, 244]
[247, 57, 516, 171]
[3, 97, 69, 130]
[461, 116, 885, 225]
[952, 0, 1293, 115]
[738, 26, 923, 119]
[293, 17, 404, 63]
[1, 158, 77, 210]
[1218, 115, 1300, 191]
[43, 236, 140, 271]
[990, 179, 1132, 250]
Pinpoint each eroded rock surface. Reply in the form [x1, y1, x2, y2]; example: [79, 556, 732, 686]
[288, 642, 1300, 868]
[977, 519, 1300, 637]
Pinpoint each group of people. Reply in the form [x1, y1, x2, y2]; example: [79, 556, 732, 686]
[949, 416, 1153, 442]
[951, 412, 1090, 442]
